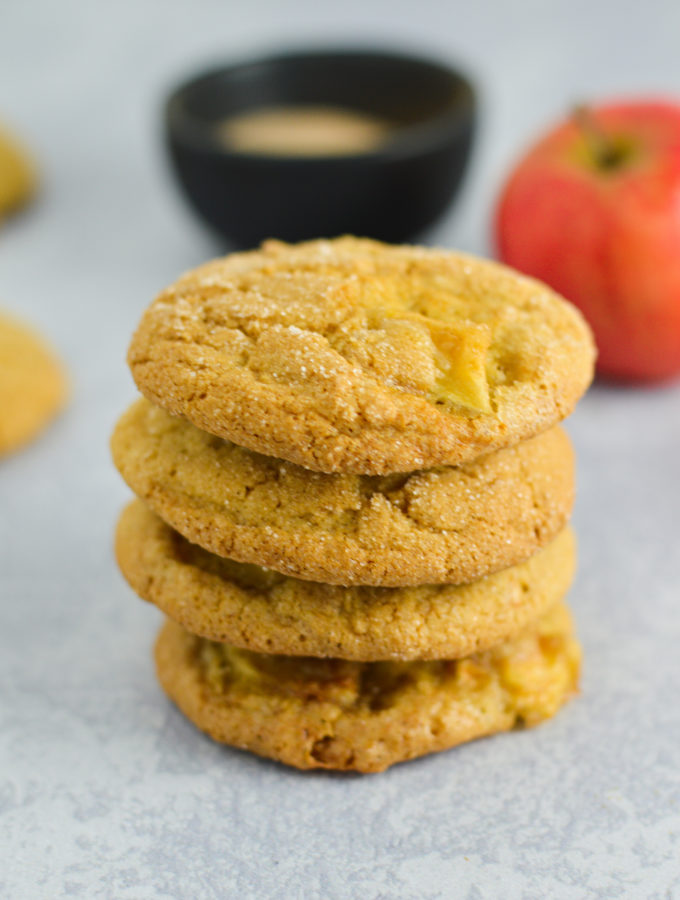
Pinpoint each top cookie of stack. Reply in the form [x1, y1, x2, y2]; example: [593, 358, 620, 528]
[128, 236, 594, 476]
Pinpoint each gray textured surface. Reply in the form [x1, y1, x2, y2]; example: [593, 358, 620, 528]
[2, 1, 680, 897]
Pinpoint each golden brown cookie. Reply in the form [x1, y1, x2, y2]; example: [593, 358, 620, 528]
[0, 124, 36, 218]
[0, 311, 67, 456]
[128, 237, 595, 475]
[111, 398, 574, 587]
[117, 500, 576, 661]
[154, 601, 580, 772]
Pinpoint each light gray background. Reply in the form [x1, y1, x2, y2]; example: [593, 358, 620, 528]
[2, 1, 680, 897]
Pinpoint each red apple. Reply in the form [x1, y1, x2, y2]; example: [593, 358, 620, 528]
[495, 100, 680, 381]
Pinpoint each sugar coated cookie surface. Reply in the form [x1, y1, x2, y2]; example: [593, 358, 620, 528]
[0, 312, 67, 456]
[155, 602, 580, 772]
[128, 237, 595, 474]
[117, 500, 575, 661]
[111, 399, 574, 586]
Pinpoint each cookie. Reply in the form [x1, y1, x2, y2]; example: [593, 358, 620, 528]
[0, 123, 36, 219]
[128, 237, 595, 474]
[117, 500, 575, 661]
[154, 601, 580, 772]
[111, 399, 574, 587]
[0, 311, 67, 456]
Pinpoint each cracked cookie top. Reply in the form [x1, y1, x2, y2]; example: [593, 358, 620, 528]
[128, 237, 595, 474]
[111, 399, 574, 586]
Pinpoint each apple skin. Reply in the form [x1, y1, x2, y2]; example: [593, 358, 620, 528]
[495, 100, 680, 382]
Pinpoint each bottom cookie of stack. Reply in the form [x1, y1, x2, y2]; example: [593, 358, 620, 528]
[155, 603, 580, 774]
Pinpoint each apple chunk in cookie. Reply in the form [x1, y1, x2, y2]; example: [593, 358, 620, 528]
[331, 302, 492, 414]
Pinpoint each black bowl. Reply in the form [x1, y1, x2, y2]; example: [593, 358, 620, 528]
[164, 48, 476, 248]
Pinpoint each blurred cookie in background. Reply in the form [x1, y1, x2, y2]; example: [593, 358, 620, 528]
[0, 121, 36, 220]
[0, 311, 67, 456]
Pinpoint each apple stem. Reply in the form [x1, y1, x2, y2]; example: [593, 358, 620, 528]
[573, 105, 623, 169]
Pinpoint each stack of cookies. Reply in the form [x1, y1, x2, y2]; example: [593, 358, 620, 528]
[112, 237, 595, 773]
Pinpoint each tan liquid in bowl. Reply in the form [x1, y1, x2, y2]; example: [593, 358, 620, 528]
[217, 105, 392, 156]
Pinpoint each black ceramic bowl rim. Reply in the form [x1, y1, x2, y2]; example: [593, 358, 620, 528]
[165, 47, 476, 165]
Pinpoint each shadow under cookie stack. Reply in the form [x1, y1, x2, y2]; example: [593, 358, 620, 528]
[111, 238, 595, 773]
